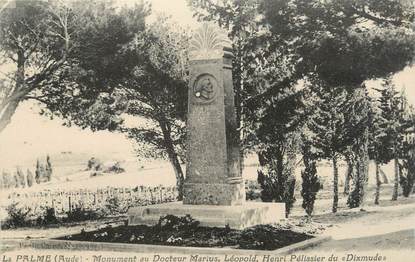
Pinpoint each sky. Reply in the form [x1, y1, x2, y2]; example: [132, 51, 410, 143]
[0, 0, 414, 169]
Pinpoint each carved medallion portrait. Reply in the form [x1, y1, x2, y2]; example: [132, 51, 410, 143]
[193, 74, 218, 103]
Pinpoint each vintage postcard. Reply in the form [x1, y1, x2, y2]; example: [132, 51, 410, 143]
[1, 0, 414, 261]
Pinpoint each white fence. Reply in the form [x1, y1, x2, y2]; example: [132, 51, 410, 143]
[5, 186, 178, 216]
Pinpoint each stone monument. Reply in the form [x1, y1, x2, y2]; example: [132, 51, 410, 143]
[183, 23, 244, 206]
[128, 23, 285, 229]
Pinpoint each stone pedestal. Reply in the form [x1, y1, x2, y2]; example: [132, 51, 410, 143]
[128, 202, 285, 230]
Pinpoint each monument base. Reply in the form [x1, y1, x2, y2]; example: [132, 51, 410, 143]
[127, 202, 285, 230]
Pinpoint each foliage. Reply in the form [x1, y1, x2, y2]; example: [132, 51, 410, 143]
[400, 151, 415, 197]
[300, 140, 322, 216]
[373, 79, 406, 162]
[3, 202, 31, 228]
[30, 3, 188, 199]
[189, 0, 415, 212]
[87, 157, 103, 171]
[0, 0, 83, 132]
[45, 155, 53, 181]
[26, 169, 34, 187]
[104, 161, 125, 174]
[372, 79, 407, 201]
[346, 88, 371, 208]
[239, 224, 312, 250]
[104, 196, 130, 215]
[156, 215, 200, 232]
[1, 170, 14, 189]
[257, 168, 296, 216]
[61, 215, 312, 250]
[36, 207, 59, 226]
[35, 157, 51, 184]
[305, 82, 355, 213]
[65, 205, 102, 222]
[16, 167, 26, 188]
[245, 180, 261, 200]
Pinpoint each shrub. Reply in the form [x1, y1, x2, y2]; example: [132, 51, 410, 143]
[301, 157, 322, 216]
[347, 179, 362, 208]
[35, 159, 48, 184]
[87, 157, 103, 171]
[400, 171, 415, 198]
[27, 169, 34, 187]
[155, 214, 200, 233]
[36, 207, 59, 226]
[66, 205, 101, 222]
[104, 161, 125, 174]
[400, 156, 415, 197]
[45, 207, 58, 224]
[16, 167, 26, 188]
[257, 168, 295, 216]
[239, 224, 311, 250]
[45, 155, 53, 181]
[245, 180, 261, 200]
[104, 196, 130, 215]
[13, 173, 20, 188]
[2, 170, 14, 189]
[3, 202, 31, 228]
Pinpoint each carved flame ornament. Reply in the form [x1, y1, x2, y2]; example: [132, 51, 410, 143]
[189, 23, 232, 60]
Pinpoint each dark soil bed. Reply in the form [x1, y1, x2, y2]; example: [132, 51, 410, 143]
[56, 215, 313, 250]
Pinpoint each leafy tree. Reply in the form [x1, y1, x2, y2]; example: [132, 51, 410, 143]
[119, 17, 189, 198]
[306, 82, 354, 213]
[26, 169, 34, 187]
[2, 170, 13, 189]
[345, 88, 371, 208]
[300, 136, 322, 217]
[399, 93, 415, 197]
[35, 159, 43, 184]
[0, 0, 80, 132]
[374, 79, 406, 201]
[254, 90, 303, 215]
[34, 4, 188, 198]
[367, 95, 385, 205]
[401, 152, 415, 197]
[16, 167, 26, 188]
[343, 147, 356, 195]
[45, 155, 52, 181]
[260, 0, 415, 208]
[189, 0, 415, 211]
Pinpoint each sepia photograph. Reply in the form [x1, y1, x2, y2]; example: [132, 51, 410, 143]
[0, 0, 414, 261]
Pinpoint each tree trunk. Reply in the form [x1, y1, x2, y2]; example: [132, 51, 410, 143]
[332, 155, 339, 213]
[159, 121, 185, 201]
[392, 157, 399, 201]
[344, 155, 353, 195]
[359, 128, 370, 209]
[0, 51, 26, 133]
[0, 99, 20, 133]
[374, 162, 380, 205]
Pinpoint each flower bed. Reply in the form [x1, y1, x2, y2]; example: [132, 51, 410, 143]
[57, 215, 313, 251]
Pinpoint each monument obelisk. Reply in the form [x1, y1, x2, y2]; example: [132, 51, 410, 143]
[128, 24, 284, 229]
[183, 23, 245, 206]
